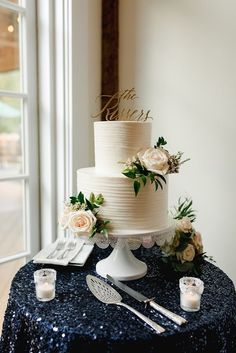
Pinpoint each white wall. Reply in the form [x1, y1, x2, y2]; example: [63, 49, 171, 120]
[119, 0, 236, 286]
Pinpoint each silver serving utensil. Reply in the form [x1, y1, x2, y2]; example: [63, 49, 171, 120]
[57, 240, 76, 259]
[47, 240, 66, 259]
[86, 275, 165, 334]
[106, 274, 187, 326]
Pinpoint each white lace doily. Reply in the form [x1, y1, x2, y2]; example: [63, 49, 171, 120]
[87, 219, 175, 250]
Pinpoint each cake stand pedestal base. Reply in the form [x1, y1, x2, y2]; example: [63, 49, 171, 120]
[96, 238, 147, 281]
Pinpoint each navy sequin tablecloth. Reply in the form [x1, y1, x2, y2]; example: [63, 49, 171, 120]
[1, 246, 236, 353]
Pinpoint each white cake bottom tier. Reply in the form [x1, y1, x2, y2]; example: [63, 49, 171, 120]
[77, 168, 169, 236]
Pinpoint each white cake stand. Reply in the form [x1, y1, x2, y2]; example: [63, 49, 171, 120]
[95, 222, 175, 281]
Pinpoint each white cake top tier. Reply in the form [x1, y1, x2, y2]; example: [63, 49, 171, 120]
[94, 121, 151, 174]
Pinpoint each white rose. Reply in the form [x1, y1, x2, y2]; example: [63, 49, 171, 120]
[177, 244, 195, 263]
[137, 147, 169, 175]
[68, 210, 96, 234]
[176, 217, 192, 233]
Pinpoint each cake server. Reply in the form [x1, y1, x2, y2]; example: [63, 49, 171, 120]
[86, 275, 165, 334]
[106, 274, 187, 326]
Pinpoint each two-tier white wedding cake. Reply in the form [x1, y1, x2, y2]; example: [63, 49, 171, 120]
[77, 121, 169, 236]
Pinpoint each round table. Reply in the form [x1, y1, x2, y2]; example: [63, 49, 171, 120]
[1, 246, 236, 353]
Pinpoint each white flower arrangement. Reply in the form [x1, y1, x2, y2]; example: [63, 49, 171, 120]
[122, 137, 189, 196]
[160, 198, 213, 275]
[58, 192, 110, 238]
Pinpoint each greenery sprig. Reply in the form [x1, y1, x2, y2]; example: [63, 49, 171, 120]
[122, 164, 166, 196]
[171, 197, 196, 222]
[70, 192, 104, 211]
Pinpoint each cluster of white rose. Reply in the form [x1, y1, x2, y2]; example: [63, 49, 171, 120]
[161, 216, 203, 265]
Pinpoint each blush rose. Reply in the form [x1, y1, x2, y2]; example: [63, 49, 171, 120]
[68, 210, 96, 234]
[137, 147, 169, 175]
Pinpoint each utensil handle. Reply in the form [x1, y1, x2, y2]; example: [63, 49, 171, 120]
[57, 248, 70, 259]
[149, 300, 187, 326]
[47, 249, 57, 259]
[117, 302, 165, 334]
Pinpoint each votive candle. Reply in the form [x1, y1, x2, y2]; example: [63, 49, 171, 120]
[179, 277, 204, 312]
[34, 269, 56, 302]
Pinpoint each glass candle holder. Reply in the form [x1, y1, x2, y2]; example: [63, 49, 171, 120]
[179, 277, 204, 312]
[34, 269, 57, 302]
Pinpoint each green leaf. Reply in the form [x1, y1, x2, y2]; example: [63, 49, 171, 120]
[178, 199, 186, 212]
[133, 162, 145, 174]
[149, 173, 155, 183]
[156, 179, 163, 190]
[69, 196, 77, 205]
[89, 227, 97, 238]
[134, 180, 141, 196]
[95, 194, 104, 205]
[85, 198, 94, 211]
[141, 175, 147, 186]
[156, 174, 166, 184]
[182, 200, 193, 213]
[103, 220, 110, 226]
[122, 170, 136, 179]
[89, 192, 95, 204]
[155, 136, 167, 148]
[101, 228, 109, 238]
[77, 191, 85, 204]
[154, 180, 159, 191]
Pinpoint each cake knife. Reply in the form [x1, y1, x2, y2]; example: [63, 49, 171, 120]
[106, 274, 187, 326]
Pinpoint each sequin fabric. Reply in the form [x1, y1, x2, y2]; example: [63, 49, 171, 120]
[1, 246, 236, 353]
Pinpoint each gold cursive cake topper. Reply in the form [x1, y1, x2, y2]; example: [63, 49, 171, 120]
[92, 88, 152, 121]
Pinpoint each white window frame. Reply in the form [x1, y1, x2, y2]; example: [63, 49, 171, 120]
[0, 0, 39, 264]
[37, 0, 101, 248]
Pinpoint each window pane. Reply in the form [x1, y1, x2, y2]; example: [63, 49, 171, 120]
[0, 7, 21, 91]
[0, 97, 22, 176]
[0, 258, 25, 333]
[0, 180, 25, 258]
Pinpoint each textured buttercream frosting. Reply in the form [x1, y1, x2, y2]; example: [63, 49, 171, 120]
[77, 121, 169, 235]
[94, 121, 151, 174]
[77, 168, 168, 236]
